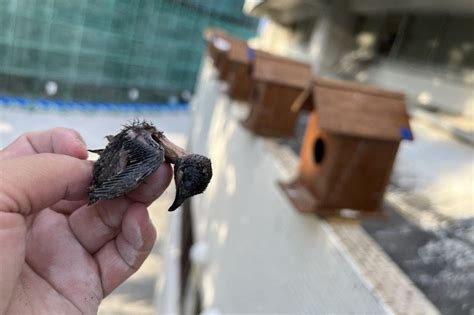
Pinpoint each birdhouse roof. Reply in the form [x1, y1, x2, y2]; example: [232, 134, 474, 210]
[252, 53, 311, 89]
[313, 78, 412, 141]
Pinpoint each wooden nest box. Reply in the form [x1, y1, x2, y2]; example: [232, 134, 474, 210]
[203, 28, 231, 70]
[217, 37, 249, 82]
[242, 51, 312, 137]
[225, 47, 276, 101]
[203, 29, 249, 82]
[224, 42, 253, 100]
[280, 78, 414, 217]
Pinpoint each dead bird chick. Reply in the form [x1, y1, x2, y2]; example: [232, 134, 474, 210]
[89, 121, 212, 211]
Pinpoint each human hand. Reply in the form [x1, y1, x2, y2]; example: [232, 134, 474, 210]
[0, 128, 172, 314]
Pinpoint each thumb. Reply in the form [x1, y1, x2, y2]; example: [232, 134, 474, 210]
[0, 154, 92, 313]
[0, 153, 92, 215]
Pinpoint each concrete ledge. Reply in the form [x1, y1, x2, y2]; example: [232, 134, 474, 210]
[179, 58, 440, 314]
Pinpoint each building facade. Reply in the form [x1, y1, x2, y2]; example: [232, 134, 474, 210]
[245, 0, 474, 118]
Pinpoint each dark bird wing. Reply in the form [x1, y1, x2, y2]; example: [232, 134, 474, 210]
[89, 133, 164, 204]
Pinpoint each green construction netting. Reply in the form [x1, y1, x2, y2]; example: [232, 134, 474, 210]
[0, 0, 257, 98]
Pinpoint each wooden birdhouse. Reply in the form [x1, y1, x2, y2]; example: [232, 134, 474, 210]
[241, 51, 312, 137]
[280, 78, 413, 217]
[225, 47, 277, 101]
[224, 41, 252, 100]
[203, 28, 230, 69]
[203, 31, 249, 82]
[217, 37, 248, 82]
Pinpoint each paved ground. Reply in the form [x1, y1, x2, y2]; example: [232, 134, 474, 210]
[363, 207, 474, 315]
[0, 106, 189, 315]
[366, 115, 474, 315]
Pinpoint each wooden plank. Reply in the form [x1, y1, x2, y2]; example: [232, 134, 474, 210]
[242, 83, 301, 137]
[315, 77, 404, 100]
[227, 40, 249, 64]
[228, 63, 253, 101]
[252, 54, 311, 89]
[291, 85, 313, 112]
[319, 136, 399, 211]
[314, 85, 411, 141]
[296, 112, 398, 214]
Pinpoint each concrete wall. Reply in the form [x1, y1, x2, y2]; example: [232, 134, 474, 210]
[252, 9, 474, 118]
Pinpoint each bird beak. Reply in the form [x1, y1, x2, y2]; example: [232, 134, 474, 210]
[168, 165, 185, 211]
[168, 196, 185, 212]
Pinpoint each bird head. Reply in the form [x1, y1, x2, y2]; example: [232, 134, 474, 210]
[169, 154, 212, 211]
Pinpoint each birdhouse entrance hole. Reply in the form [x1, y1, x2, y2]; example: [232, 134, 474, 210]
[313, 138, 325, 164]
